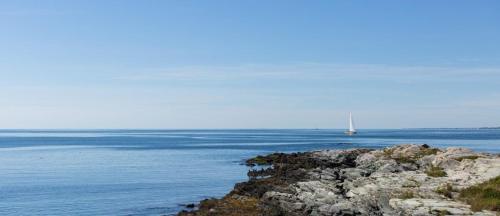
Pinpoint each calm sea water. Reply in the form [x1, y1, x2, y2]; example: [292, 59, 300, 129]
[0, 129, 499, 216]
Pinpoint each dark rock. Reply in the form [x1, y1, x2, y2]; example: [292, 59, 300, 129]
[178, 145, 500, 216]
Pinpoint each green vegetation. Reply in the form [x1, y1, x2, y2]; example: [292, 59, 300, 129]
[435, 183, 455, 198]
[402, 177, 421, 188]
[399, 190, 415, 199]
[383, 145, 440, 164]
[415, 147, 439, 158]
[454, 155, 480, 162]
[425, 165, 447, 177]
[382, 148, 395, 157]
[459, 176, 500, 211]
[247, 155, 271, 165]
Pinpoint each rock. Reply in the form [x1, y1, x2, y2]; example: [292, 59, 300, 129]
[178, 144, 500, 216]
[377, 159, 401, 173]
[418, 154, 436, 168]
[390, 198, 476, 215]
[391, 144, 425, 158]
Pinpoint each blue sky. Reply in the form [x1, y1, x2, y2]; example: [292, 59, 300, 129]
[1, 0, 499, 128]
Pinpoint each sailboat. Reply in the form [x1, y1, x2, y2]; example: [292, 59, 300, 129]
[344, 112, 357, 135]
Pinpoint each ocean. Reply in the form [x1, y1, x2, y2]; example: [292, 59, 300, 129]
[0, 129, 499, 215]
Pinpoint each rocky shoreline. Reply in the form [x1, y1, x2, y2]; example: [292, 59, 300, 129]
[178, 144, 499, 216]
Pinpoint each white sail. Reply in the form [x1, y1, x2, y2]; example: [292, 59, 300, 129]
[349, 112, 356, 132]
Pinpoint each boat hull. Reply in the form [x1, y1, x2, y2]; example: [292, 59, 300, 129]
[344, 131, 357, 136]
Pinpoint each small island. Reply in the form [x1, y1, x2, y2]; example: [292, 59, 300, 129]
[179, 144, 499, 216]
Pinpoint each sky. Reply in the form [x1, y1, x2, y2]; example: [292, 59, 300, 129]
[0, 0, 499, 129]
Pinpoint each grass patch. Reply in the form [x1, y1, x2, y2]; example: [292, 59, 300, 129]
[399, 190, 415, 199]
[383, 148, 416, 164]
[435, 183, 455, 198]
[425, 165, 447, 177]
[382, 148, 394, 157]
[383, 145, 440, 164]
[454, 155, 480, 162]
[416, 148, 439, 158]
[459, 176, 500, 211]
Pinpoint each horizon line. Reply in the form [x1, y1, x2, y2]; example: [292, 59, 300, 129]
[0, 127, 497, 130]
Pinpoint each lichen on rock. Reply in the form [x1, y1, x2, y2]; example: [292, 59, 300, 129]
[179, 144, 500, 216]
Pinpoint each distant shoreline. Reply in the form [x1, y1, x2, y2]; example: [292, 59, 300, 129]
[0, 127, 499, 131]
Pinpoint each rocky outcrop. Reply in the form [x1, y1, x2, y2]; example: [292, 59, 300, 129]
[179, 144, 499, 216]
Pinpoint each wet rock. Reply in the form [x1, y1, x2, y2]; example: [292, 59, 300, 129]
[178, 144, 500, 216]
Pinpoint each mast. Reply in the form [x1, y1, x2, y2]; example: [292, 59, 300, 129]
[349, 112, 356, 132]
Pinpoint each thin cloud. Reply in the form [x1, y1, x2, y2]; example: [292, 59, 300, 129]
[0, 9, 68, 17]
[115, 63, 500, 82]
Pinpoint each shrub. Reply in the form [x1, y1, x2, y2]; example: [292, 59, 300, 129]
[383, 145, 440, 164]
[399, 190, 415, 199]
[382, 148, 394, 157]
[415, 148, 439, 158]
[454, 155, 480, 162]
[425, 165, 447, 177]
[459, 176, 500, 211]
[435, 183, 455, 198]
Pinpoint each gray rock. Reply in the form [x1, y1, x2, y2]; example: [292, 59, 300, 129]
[261, 144, 500, 216]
